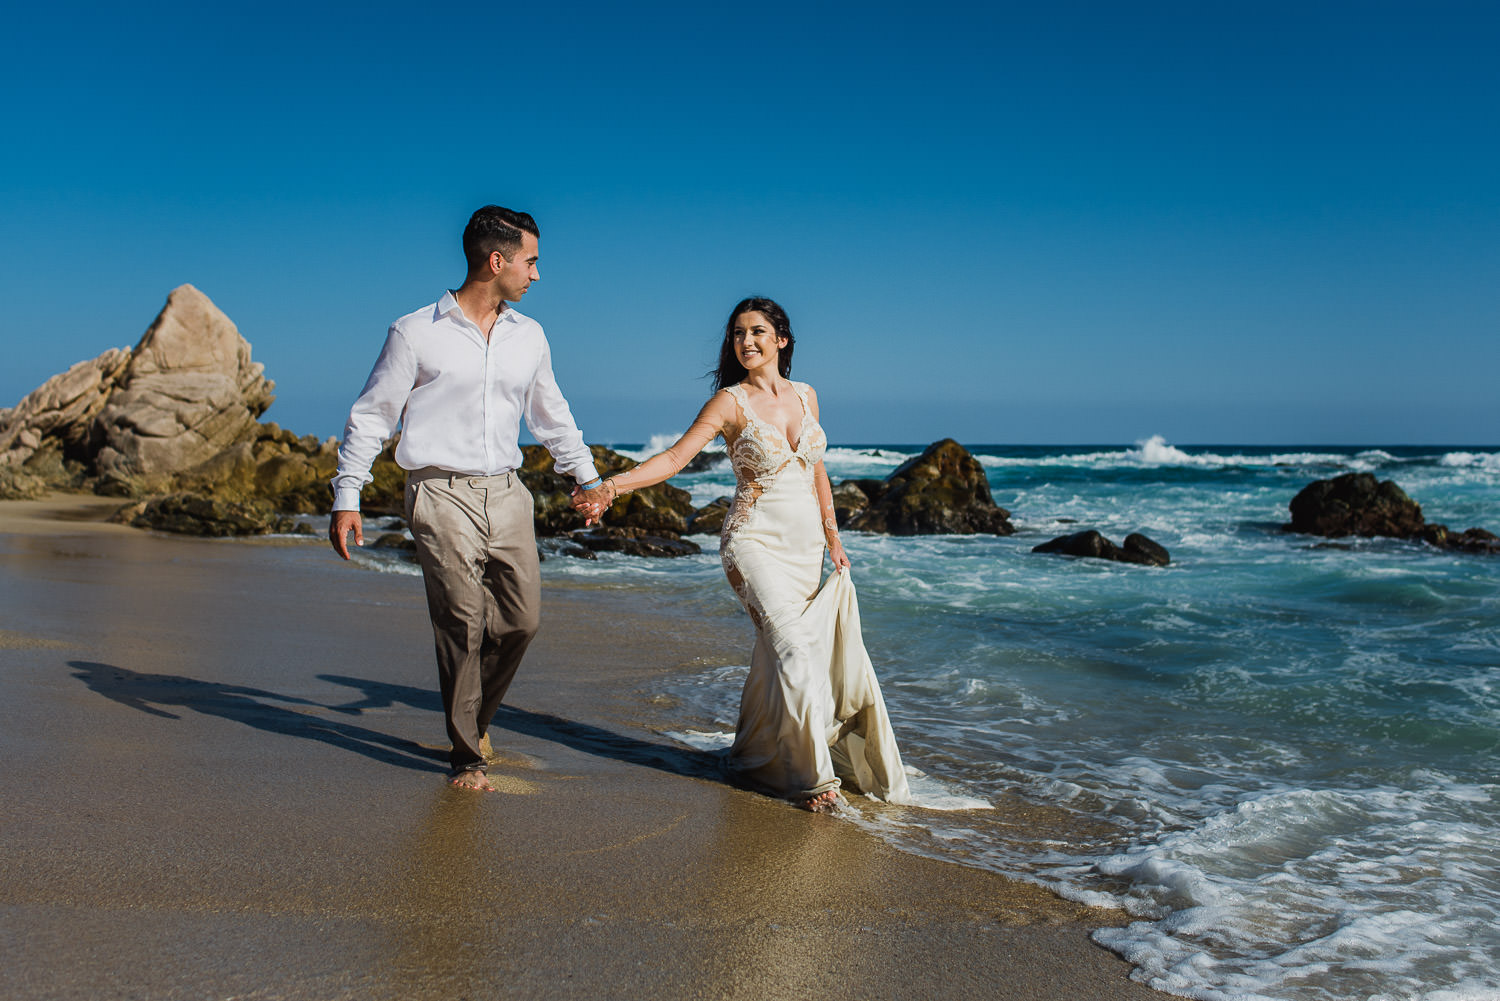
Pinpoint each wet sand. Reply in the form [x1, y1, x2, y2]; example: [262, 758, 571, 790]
[0, 495, 1161, 1001]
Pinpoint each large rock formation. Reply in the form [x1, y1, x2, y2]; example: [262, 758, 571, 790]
[1287, 473, 1497, 555]
[845, 439, 1013, 535]
[165, 422, 345, 514]
[0, 348, 133, 465]
[0, 348, 134, 498]
[1287, 473, 1425, 539]
[1032, 530, 1171, 566]
[92, 285, 275, 492]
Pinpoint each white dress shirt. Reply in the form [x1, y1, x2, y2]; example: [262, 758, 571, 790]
[331, 292, 600, 512]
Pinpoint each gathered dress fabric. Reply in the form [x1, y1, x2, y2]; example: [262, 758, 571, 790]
[718, 382, 912, 805]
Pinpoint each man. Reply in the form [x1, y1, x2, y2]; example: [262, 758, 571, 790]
[329, 205, 607, 792]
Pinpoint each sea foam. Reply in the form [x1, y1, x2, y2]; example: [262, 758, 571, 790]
[537, 440, 1500, 1001]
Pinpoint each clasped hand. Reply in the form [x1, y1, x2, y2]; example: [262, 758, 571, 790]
[571, 481, 612, 526]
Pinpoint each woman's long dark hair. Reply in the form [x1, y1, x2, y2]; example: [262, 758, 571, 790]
[710, 297, 795, 391]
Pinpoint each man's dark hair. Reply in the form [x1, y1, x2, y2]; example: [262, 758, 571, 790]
[463, 205, 540, 272]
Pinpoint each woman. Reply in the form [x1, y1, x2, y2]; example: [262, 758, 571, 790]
[578, 297, 911, 812]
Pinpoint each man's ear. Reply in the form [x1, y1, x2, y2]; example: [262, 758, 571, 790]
[490, 250, 507, 274]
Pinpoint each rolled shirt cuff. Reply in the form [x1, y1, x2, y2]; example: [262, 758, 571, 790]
[331, 486, 363, 512]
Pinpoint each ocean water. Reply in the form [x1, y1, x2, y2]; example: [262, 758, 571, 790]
[353, 436, 1500, 1001]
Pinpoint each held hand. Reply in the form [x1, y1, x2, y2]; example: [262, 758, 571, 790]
[571, 482, 611, 527]
[329, 510, 363, 560]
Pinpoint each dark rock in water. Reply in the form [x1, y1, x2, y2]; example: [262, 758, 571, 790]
[1450, 528, 1500, 555]
[1033, 529, 1114, 560]
[1422, 524, 1500, 555]
[1032, 529, 1170, 567]
[844, 478, 887, 502]
[111, 492, 297, 537]
[371, 532, 416, 552]
[367, 532, 417, 563]
[680, 450, 725, 473]
[687, 496, 731, 535]
[830, 481, 873, 527]
[537, 537, 598, 561]
[845, 440, 1013, 535]
[1120, 533, 1171, 566]
[1287, 473, 1425, 539]
[570, 526, 701, 558]
[1287, 473, 1497, 556]
[521, 444, 696, 537]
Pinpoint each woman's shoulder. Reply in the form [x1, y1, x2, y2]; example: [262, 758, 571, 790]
[705, 386, 745, 420]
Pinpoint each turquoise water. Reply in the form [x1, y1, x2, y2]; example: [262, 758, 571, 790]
[359, 437, 1500, 1001]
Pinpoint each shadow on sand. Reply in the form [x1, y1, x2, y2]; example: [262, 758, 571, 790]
[70, 661, 447, 774]
[318, 673, 725, 783]
[69, 663, 722, 784]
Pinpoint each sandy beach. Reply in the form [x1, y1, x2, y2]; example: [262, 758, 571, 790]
[0, 495, 1161, 1001]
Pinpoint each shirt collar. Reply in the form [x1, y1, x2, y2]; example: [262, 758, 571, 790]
[436, 291, 525, 327]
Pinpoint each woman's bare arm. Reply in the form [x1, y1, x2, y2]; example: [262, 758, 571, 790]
[805, 386, 851, 570]
[575, 391, 739, 520]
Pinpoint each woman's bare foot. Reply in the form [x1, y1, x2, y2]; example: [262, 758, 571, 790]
[798, 790, 841, 813]
[448, 770, 494, 792]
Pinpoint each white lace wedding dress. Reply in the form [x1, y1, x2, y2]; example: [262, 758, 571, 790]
[718, 382, 912, 806]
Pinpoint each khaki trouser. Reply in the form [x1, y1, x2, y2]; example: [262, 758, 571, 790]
[405, 468, 540, 775]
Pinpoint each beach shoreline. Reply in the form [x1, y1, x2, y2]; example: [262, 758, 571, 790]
[0, 493, 1160, 1000]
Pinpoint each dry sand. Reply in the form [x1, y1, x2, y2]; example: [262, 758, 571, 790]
[0, 495, 1162, 1000]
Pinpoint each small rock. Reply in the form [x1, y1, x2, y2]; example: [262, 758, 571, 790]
[1032, 529, 1170, 567]
[571, 526, 701, 558]
[830, 481, 873, 527]
[1424, 524, 1500, 554]
[687, 496, 731, 535]
[537, 537, 598, 560]
[111, 492, 297, 537]
[1120, 533, 1171, 567]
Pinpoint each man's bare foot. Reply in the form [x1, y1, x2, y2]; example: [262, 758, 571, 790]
[798, 790, 841, 813]
[448, 770, 494, 792]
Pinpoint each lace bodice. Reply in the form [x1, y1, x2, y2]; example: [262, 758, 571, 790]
[723, 382, 826, 487]
[718, 380, 828, 623]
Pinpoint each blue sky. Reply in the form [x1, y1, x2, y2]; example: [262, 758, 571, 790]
[3, 1, 1496, 445]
